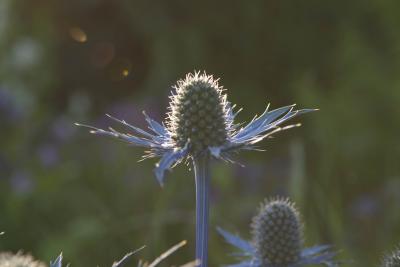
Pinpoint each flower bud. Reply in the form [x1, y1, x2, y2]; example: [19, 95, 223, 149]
[168, 72, 228, 154]
[251, 198, 303, 266]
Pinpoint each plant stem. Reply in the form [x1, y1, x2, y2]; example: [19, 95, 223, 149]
[193, 153, 211, 267]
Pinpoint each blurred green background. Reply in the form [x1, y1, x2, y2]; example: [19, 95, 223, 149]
[1, 0, 399, 266]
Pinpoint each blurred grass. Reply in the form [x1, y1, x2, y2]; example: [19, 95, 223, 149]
[1, 0, 400, 266]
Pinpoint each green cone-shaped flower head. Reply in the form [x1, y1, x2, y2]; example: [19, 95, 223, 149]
[0, 252, 46, 267]
[382, 247, 400, 267]
[251, 198, 303, 267]
[167, 72, 230, 154]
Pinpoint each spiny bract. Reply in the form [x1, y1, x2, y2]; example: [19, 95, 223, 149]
[251, 198, 303, 266]
[167, 73, 230, 154]
[0, 252, 46, 267]
[382, 248, 400, 267]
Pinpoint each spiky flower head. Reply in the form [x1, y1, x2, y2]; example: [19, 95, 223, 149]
[0, 252, 46, 267]
[382, 247, 400, 267]
[218, 197, 339, 267]
[167, 73, 230, 154]
[251, 198, 303, 266]
[76, 71, 316, 185]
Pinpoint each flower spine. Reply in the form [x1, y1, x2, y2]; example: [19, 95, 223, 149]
[251, 198, 303, 266]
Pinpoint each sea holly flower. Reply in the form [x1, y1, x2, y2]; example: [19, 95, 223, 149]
[76, 72, 315, 186]
[76, 71, 315, 267]
[381, 246, 400, 267]
[218, 198, 339, 267]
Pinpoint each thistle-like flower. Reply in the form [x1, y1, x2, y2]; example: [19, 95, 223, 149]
[76, 71, 315, 267]
[0, 252, 46, 267]
[381, 246, 400, 267]
[218, 197, 339, 267]
[76, 72, 314, 185]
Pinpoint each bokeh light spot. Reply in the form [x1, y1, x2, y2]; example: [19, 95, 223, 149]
[122, 69, 129, 77]
[108, 58, 132, 81]
[69, 27, 87, 43]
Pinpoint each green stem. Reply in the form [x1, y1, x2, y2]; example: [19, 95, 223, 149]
[193, 153, 211, 267]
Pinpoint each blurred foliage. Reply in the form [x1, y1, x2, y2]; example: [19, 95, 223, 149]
[0, 0, 399, 266]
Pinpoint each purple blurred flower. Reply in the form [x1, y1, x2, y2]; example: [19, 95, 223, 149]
[37, 143, 59, 167]
[351, 194, 379, 219]
[10, 171, 34, 195]
[0, 87, 25, 122]
[52, 116, 76, 142]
